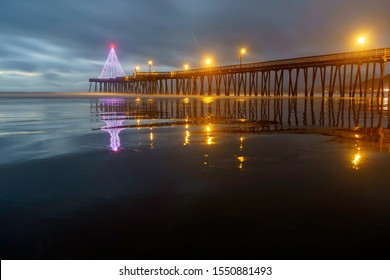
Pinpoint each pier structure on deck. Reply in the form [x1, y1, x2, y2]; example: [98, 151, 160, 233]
[89, 48, 390, 97]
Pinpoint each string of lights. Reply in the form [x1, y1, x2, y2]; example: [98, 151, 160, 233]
[98, 46, 126, 79]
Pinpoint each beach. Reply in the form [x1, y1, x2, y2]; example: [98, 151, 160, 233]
[1, 93, 389, 259]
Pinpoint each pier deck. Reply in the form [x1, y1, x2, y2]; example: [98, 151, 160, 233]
[89, 48, 390, 97]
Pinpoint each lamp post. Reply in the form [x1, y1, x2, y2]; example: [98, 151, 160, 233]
[148, 60, 153, 73]
[239, 48, 246, 66]
[134, 65, 139, 76]
[184, 64, 189, 71]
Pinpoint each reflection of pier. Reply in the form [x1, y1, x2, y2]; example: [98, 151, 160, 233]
[90, 48, 390, 97]
[91, 97, 390, 152]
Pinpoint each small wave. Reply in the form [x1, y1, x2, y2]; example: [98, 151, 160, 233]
[0, 131, 44, 136]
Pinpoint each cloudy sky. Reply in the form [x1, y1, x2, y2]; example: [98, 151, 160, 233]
[1, 0, 389, 92]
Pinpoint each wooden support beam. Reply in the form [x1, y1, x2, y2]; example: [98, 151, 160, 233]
[310, 67, 318, 97]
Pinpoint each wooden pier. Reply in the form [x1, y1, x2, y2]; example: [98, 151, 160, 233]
[89, 48, 390, 97]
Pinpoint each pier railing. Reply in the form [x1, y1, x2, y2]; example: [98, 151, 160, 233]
[89, 48, 390, 97]
[171, 48, 389, 76]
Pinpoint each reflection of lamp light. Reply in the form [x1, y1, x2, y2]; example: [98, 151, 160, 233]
[352, 143, 362, 170]
[205, 124, 214, 145]
[352, 151, 361, 170]
[204, 153, 209, 166]
[184, 130, 190, 145]
[202, 97, 214, 104]
[136, 119, 141, 130]
[184, 118, 190, 145]
[150, 127, 154, 149]
[237, 156, 245, 170]
[239, 136, 245, 151]
[351, 127, 362, 170]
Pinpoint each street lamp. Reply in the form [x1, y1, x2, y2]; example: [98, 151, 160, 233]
[205, 57, 212, 67]
[134, 65, 139, 76]
[357, 37, 365, 50]
[148, 60, 153, 73]
[239, 48, 246, 66]
[184, 64, 189, 71]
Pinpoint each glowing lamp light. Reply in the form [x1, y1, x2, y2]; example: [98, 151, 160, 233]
[239, 48, 247, 65]
[204, 56, 213, 67]
[357, 36, 366, 50]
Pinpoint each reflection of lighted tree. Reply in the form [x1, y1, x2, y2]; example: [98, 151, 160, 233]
[91, 97, 388, 160]
[101, 114, 125, 152]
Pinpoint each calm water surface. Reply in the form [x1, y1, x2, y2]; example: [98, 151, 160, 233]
[0, 93, 389, 259]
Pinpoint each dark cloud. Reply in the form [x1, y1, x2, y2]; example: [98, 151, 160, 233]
[0, 0, 389, 91]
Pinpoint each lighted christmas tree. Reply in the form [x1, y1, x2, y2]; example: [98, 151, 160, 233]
[99, 45, 126, 79]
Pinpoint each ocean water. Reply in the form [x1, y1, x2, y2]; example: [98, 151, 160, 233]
[0, 93, 390, 259]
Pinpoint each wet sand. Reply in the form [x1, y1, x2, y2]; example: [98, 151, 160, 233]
[1, 94, 390, 259]
[1, 132, 390, 259]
